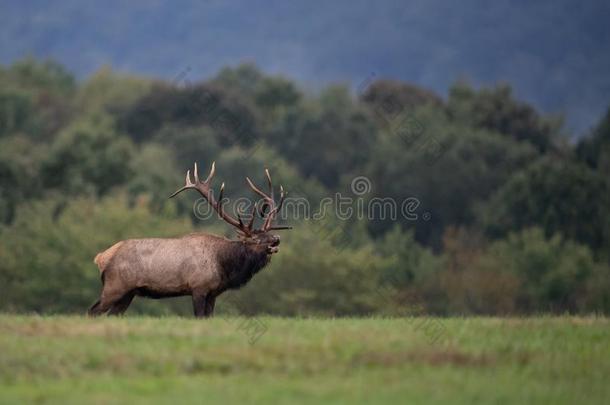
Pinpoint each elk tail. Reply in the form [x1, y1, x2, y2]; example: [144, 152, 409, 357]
[93, 253, 102, 266]
[93, 241, 124, 273]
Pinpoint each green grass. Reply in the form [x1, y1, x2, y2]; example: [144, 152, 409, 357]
[0, 315, 608, 404]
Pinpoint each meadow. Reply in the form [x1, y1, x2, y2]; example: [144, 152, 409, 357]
[0, 315, 608, 404]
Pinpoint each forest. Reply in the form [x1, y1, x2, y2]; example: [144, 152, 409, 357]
[1, 58, 609, 316]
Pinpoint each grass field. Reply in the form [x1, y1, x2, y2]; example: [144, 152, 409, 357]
[0, 315, 608, 404]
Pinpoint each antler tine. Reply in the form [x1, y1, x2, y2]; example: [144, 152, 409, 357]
[246, 204, 257, 231]
[246, 168, 291, 232]
[265, 168, 273, 197]
[278, 185, 286, 211]
[246, 177, 271, 201]
[218, 182, 225, 201]
[204, 161, 216, 184]
[217, 182, 225, 215]
[190, 168, 196, 184]
[246, 172, 278, 229]
[272, 185, 285, 214]
[263, 185, 286, 230]
[169, 168, 193, 198]
[257, 202, 267, 217]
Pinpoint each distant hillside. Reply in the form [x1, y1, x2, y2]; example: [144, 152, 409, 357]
[1, 0, 609, 135]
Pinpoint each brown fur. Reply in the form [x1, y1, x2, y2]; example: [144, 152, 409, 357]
[88, 232, 280, 318]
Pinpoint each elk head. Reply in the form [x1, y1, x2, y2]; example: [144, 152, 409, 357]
[169, 162, 291, 254]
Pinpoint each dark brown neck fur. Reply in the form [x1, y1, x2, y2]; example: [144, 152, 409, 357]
[216, 241, 271, 291]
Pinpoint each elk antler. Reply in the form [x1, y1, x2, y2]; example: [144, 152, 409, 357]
[170, 162, 251, 235]
[246, 168, 291, 232]
[171, 162, 291, 235]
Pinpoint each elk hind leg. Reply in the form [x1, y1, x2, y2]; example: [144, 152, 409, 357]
[108, 291, 135, 316]
[88, 286, 130, 317]
[88, 299, 103, 316]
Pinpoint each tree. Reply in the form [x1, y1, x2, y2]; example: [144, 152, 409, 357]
[231, 217, 391, 316]
[120, 82, 260, 146]
[127, 143, 181, 210]
[376, 225, 441, 286]
[211, 63, 265, 100]
[254, 76, 301, 110]
[4, 58, 75, 95]
[153, 124, 222, 168]
[447, 82, 560, 153]
[0, 89, 33, 137]
[0, 58, 75, 139]
[481, 157, 610, 258]
[577, 106, 610, 176]
[41, 115, 134, 196]
[211, 144, 329, 215]
[1, 57, 609, 316]
[360, 79, 443, 123]
[481, 228, 600, 313]
[0, 136, 46, 223]
[267, 85, 378, 188]
[74, 66, 153, 118]
[366, 106, 538, 249]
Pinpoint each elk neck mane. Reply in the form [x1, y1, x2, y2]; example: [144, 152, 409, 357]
[217, 240, 271, 290]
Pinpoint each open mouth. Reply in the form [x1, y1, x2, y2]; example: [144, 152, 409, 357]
[267, 238, 280, 254]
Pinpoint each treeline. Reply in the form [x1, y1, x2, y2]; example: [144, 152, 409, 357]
[0, 59, 609, 316]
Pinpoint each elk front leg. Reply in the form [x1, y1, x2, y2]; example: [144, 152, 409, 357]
[192, 292, 208, 318]
[204, 295, 216, 317]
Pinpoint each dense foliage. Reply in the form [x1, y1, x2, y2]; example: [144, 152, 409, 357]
[1, 59, 608, 315]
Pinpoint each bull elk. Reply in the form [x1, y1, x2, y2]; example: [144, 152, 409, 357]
[88, 162, 290, 317]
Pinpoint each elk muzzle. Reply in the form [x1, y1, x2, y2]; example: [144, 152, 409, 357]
[267, 235, 280, 254]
